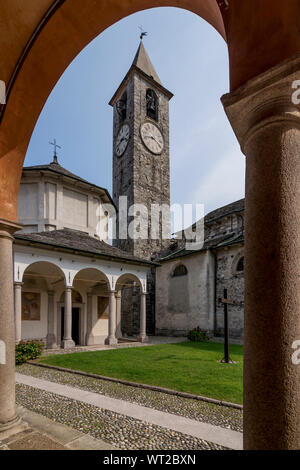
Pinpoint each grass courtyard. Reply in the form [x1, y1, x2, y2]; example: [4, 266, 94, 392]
[39, 342, 243, 404]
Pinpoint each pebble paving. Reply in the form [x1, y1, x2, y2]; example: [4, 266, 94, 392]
[16, 364, 243, 433]
[16, 383, 226, 450]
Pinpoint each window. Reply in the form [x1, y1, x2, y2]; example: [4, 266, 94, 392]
[146, 89, 158, 121]
[172, 264, 188, 278]
[236, 257, 244, 273]
[116, 92, 127, 122]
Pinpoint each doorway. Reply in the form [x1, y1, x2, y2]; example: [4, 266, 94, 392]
[61, 307, 80, 345]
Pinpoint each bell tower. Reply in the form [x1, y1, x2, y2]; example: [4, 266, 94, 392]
[110, 41, 173, 260]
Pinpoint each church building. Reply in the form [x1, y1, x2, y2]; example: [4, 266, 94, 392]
[14, 156, 154, 349]
[14, 40, 245, 348]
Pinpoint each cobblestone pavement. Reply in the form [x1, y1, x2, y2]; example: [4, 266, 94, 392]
[15, 383, 226, 450]
[17, 364, 243, 433]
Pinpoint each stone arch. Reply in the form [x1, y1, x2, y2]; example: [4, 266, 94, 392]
[171, 263, 188, 278]
[115, 272, 144, 293]
[0, 1, 227, 222]
[232, 249, 244, 276]
[115, 272, 145, 339]
[21, 260, 66, 287]
[72, 267, 111, 292]
[168, 262, 190, 314]
[2, 2, 299, 222]
[146, 88, 159, 121]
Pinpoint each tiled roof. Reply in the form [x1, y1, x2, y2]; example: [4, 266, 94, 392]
[205, 199, 245, 224]
[15, 229, 156, 266]
[159, 231, 244, 262]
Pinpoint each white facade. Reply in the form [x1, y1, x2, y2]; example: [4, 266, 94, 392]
[14, 243, 149, 348]
[14, 160, 150, 349]
[18, 164, 112, 240]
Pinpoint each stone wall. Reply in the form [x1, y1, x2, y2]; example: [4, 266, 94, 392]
[112, 72, 171, 260]
[215, 244, 244, 339]
[112, 71, 172, 335]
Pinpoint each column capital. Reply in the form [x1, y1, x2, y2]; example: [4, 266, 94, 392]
[47, 290, 55, 296]
[222, 54, 300, 153]
[14, 282, 23, 288]
[0, 218, 23, 240]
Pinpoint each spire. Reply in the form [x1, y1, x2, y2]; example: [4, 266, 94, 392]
[109, 40, 173, 107]
[132, 41, 162, 85]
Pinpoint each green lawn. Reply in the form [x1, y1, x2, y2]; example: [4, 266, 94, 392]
[39, 342, 243, 404]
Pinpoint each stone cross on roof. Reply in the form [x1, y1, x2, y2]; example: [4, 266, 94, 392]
[49, 138, 61, 164]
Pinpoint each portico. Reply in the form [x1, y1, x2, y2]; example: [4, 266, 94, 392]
[13, 230, 152, 350]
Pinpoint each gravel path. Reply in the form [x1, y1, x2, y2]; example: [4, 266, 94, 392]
[16, 383, 226, 450]
[16, 364, 243, 433]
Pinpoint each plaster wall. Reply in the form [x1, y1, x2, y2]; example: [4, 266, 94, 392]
[18, 174, 110, 241]
[156, 250, 215, 336]
[21, 289, 48, 341]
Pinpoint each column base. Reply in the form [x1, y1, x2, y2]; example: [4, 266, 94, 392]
[46, 334, 57, 350]
[115, 328, 122, 339]
[61, 339, 75, 349]
[137, 335, 149, 343]
[105, 336, 118, 346]
[0, 415, 28, 441]
[85, 334, 95, 346]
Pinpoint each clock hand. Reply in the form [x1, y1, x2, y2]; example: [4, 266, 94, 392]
[145, 135, 159, 144]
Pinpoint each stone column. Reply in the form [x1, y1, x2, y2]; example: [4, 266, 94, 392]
[14, 282, 23, 344]
[62, 287, 75, 349]
[115, 291, 122, 339]
[222, 56, 300, 450]
[0, 219, 26, 439]
[105, 291, 118, 345]
[46, 291, 57, 349]
[85, 292, 94, 346]
[138, 292, 148, 343]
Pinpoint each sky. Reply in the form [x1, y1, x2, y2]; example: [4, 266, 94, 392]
[25, 7, 245, 219]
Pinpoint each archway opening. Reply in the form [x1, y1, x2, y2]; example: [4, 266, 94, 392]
[116, 273, 143, 340]
[73, 268, 111, 347]
[21, 261, 65, 344]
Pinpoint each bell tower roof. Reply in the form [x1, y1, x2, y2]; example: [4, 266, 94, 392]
[109, 42, 173, 106]
[132, 41, 162, 85]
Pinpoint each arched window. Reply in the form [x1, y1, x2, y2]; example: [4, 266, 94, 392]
[146, 89, 158, 121]
[116, 92, 127, 122]
[236, 257, 244, 273]
[172, 264, 188, 278]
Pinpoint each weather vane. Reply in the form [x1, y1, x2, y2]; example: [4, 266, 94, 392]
[139, 25, 148, 41]
[49, 138, 61, 163]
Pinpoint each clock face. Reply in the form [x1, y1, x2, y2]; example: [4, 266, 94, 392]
[140, 122, 164, 155]
[116, 124, 130, 157]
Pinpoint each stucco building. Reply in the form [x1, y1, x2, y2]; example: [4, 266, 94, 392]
[14, 41, 246, 348]
[1, 0, 299, 450]
[14, 157, 154, 349]
[156, 199, 245, 339]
